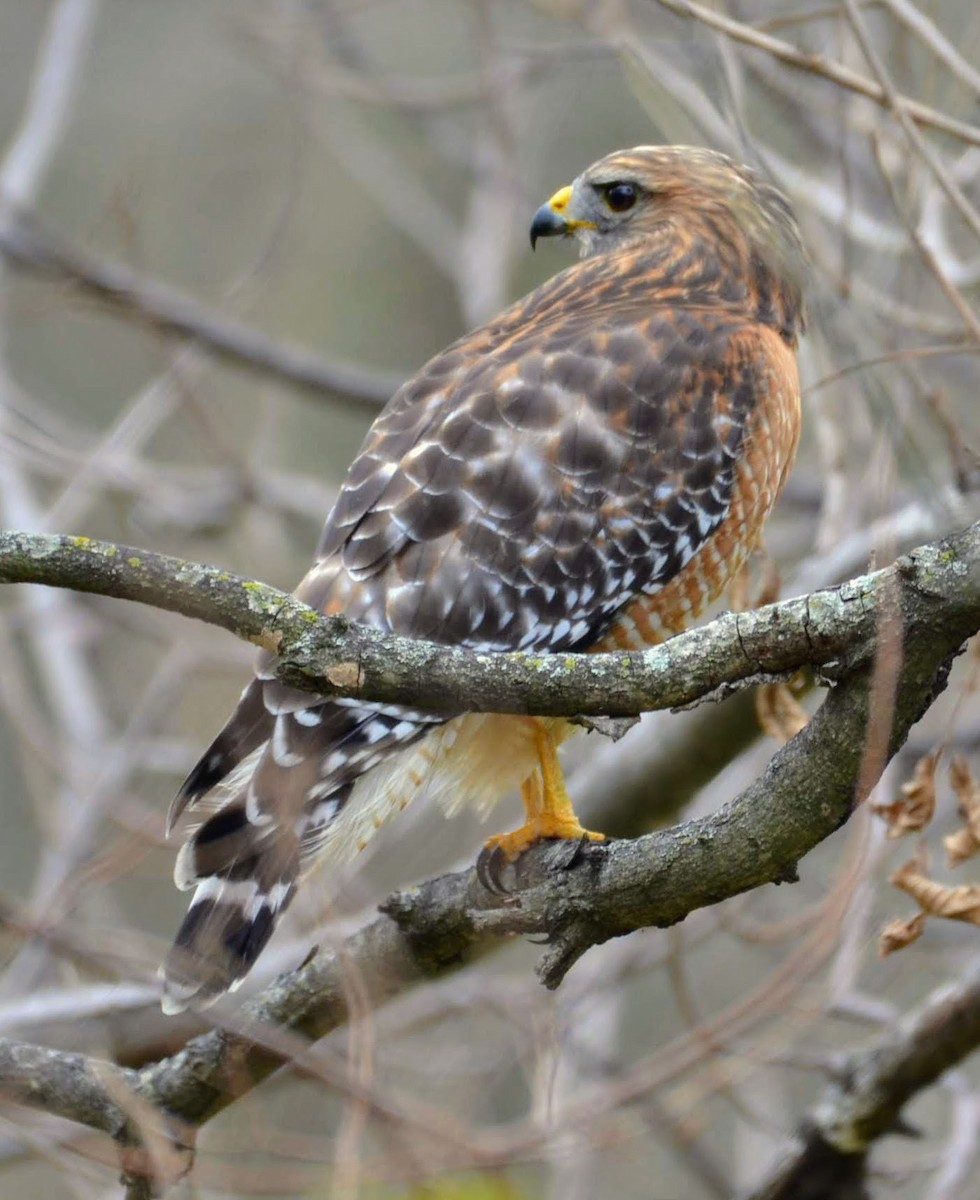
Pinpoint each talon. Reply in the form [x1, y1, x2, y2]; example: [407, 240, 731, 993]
[482, 721, 605, 873]
[476, 843, 512, 895]
[482, 819, 605, 864]
[558, 832, 594, 871]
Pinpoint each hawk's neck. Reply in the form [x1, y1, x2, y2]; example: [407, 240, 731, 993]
[510, 221, 805, 346]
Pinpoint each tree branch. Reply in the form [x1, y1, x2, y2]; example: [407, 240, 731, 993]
[649, 0, 980, 147]
[0, 620, 970, 1160]
[0, 522, 978, 719]
[0, 213, 402, 411]
[0, 1039, 138, 1143]
[745, 961, 980, 1199]
[0, 520, 978, 1189]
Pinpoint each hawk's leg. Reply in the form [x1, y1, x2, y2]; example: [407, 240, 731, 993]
[482, 720, 605, 862]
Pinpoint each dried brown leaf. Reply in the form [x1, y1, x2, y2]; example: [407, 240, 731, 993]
[873, 750, 939, 837]
[950, 755, 980, 829]
[755, 680, 809, 745]
[944, 756, 980, 865]
[891, 855, 980, 924]
[878, 912, 927, 957]
[945, 828, 980, 867]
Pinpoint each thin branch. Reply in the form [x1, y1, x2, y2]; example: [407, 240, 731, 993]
[843, 0, 980, 253]
[868, 132, 980, 345]
[0, 213, 402, 410]
[744, 960, 980, 1199]
[0, 0, 114, 1002]
[648, 0, 980, 146]
[878, 0, 980, 101]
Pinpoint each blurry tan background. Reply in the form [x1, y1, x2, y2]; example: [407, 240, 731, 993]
[0, 1, 979, 1197]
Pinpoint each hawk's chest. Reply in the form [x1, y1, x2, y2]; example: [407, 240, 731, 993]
[594, 330, 801, 651]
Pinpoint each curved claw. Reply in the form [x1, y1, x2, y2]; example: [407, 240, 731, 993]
[554, 832, 588, 871]
[476, 843, 513, 896]
[526, 930, 555, 945]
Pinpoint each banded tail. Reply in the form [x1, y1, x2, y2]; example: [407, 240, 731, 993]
[160, 676, 431, 1012]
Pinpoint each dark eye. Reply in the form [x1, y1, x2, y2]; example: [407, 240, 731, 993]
[604, 182, 637, 213]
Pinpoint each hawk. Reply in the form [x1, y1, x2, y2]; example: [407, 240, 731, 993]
[162, 145, 806, 1012]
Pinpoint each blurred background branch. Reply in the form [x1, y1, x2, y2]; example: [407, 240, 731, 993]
[0, 212, 402, 409]
[745, 959, 980, 1200]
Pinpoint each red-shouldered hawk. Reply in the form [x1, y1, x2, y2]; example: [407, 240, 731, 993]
[162, 146, 806, 1012]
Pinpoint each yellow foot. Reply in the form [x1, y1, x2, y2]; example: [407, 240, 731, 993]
[483, 817, 606, 863]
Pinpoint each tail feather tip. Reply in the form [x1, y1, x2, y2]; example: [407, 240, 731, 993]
[159, 875, 296, 1015]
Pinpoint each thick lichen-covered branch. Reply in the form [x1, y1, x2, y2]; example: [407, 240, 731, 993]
[0, 1039, 140, 1142]
[1, 523, 978, 719]
[0, 522, 979, 1191]
[0, 619, 973, 1175]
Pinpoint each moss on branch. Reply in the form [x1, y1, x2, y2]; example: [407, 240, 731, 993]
[1, 525, 978, 718]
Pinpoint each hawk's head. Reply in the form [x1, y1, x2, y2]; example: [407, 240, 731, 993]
[531, 145, 806, 339]
[531, 145, 799, 255]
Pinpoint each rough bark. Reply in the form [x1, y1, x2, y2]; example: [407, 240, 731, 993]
[0, 520, 978, 1192]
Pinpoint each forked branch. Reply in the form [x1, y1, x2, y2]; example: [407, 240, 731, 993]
[0, 520, 978, 1193]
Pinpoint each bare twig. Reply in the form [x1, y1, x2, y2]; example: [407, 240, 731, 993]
[744, 960, 980, 1199]
[843, 0, 980, 278]
[878, 0, 980, 100]
[0, 0, 111, 1001]
[648, 0, 980, 146]
[0, 214, 402, 409]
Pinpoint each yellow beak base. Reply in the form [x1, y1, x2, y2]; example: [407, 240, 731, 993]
[529, 183, 596, 248]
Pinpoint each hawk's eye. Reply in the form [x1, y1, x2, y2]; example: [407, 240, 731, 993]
[604, 182, 637, 213]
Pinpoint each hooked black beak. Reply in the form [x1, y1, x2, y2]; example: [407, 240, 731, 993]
[529, 203, 569, 250]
